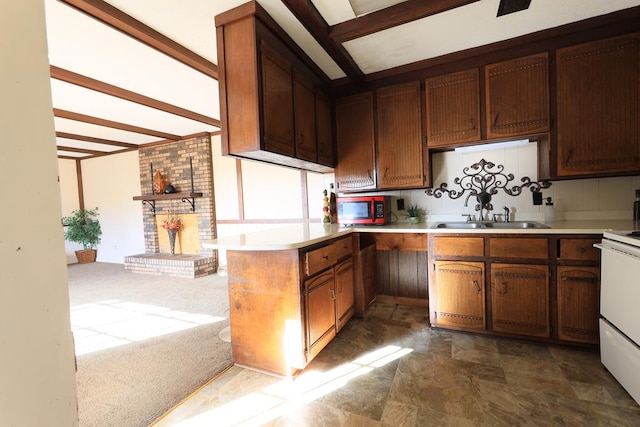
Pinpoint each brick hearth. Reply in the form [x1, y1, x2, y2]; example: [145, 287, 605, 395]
[124, 253, 215, 279]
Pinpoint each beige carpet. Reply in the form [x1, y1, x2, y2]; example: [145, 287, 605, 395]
[68, 262, 232, 427]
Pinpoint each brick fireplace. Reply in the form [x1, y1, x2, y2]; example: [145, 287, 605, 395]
[124, 134, 218, 278]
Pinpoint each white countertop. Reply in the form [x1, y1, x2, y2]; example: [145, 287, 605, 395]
[202, 220, 635, 251]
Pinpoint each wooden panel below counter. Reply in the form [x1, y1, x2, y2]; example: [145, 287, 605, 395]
[371, 232, 428, 306]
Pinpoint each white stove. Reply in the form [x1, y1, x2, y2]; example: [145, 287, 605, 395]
[596, 231, 640, 405]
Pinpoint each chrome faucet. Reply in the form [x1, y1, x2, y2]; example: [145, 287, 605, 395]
[503, 206, 510, 223]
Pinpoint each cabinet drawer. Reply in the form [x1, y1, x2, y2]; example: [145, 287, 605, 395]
[490, 238, 548, 259]
[332, 236, 353, 261]
[433, 237, 484, 257]
[305, 245, 336, 276]
[559, 238, 601, 261]
[375, 233, 427, 251]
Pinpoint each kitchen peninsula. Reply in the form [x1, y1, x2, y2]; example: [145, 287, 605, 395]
[203, 219, 631, 376]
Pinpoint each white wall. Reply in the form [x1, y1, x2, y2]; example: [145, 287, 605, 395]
[0, 0, 78, 425]
[59, 151, 145, 264]
[211, 134, 334, 266]
[364, 142, 640, 224]
[82, 151, 145, 263]
[58, 159, 80, 216]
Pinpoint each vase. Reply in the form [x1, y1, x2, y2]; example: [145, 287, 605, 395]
[167, 229, 177, 255]
[153, 170, 167, 195]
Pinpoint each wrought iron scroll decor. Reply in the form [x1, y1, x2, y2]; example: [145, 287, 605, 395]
[425, 159, 551, 220]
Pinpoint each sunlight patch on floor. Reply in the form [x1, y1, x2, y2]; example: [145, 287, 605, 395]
[71, 299, 225, 355]
[173, 345, 413, 426]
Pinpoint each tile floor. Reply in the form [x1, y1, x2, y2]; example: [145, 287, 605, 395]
[155, 303, 640, 426]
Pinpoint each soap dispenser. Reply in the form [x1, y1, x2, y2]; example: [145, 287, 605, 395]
[544, 197, 555, 223]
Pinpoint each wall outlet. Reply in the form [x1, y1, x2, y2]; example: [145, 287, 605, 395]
[397, 198, 405, 210]
[533, 192, 543, 206]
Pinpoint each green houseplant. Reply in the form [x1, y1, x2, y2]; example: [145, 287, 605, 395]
[405, 203, 425, 224]
[62, 207, 102, 263]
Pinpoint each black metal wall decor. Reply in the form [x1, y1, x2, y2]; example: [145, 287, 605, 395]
[425, 159, 551, 220]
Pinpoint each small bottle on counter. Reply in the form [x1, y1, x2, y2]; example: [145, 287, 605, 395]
[634, 189, 640, 229]
[544, 197, 555, 223]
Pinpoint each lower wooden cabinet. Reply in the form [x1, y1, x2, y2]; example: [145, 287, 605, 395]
[433, 261, 485, 331]
[335, 258, 355, 332]
[226, 235, 355, 377]
[353, 238, 376, 316]
[491, 263, 550, 338]
[429, 234, 601, 346]
[304, 270, 337, 361]
[557, 266, 600, 344]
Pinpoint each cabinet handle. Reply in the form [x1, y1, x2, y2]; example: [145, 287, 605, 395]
[493, 112, 500, 127]
[473, 280, 481, 292]
[500, 282, 508, 295]
[578, 247, 586, 253]
[384, 167, 389, 178]
[322, 255, 329, 260]
[367, 169, 372, 179]
[331, 289, 335, 300]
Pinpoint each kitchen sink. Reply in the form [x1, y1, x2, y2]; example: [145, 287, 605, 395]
[433, 222, 487, 229]
[433, 221, 550, 229]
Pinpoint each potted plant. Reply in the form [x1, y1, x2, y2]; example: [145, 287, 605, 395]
[62, 207, 102, 263]
[405, 203, 425, 224]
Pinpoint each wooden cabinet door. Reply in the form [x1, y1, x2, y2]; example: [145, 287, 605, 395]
[304, 269, 336, 361]
[425, 69, 480, 147]
[315, 90, 334, 166]
[294, 72, 317, 162]
[354, 242, 376, 316]
[556, 34, 640, 177]
[377, 82, 425, 189]
[485, 53, 550, 139]
[260, 41, 294, 157]
[557, 266, 600, 344]
[335, 93, 377, 191]
[335, 258, 355, 332]
[491, 263, 549, 337]
[433, 261, 485, 331]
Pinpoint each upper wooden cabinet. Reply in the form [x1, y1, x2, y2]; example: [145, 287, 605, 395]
[216, 3, 334, 173]
[335, 93, 377, 191]
[335, 83, 430, 192]
[315, 90, 334, 166]
[485, 53, 550, 139]
[425, 69, 481, 147]
[293, 72, 317, 162]
[377, 82, 425, 189]
[555, 34, 640, 177]
[261, 42, 295, 157]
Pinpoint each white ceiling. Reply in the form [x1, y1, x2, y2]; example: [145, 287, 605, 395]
[44, 0, 640, 159]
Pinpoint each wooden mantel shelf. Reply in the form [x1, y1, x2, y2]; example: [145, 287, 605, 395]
[133, 192, 203, 214]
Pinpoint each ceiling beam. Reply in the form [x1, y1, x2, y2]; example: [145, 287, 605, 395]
[330, 0, 481, 43]
[55, 132, 138, 149]
[57, 0, 218, 80]
[53, 109, 181, 140]
[50, 66, 221, 127]
[57, 145, 114, 156]
[280, 0, 364, 81]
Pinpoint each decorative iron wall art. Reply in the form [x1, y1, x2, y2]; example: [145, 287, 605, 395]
[425, 159, 551, 220]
